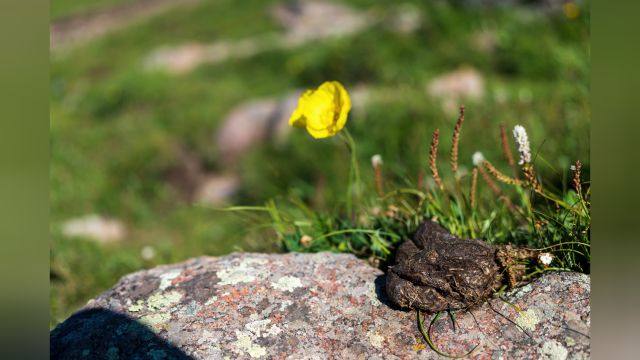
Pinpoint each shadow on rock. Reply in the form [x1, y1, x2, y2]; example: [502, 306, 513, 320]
[50, 308, 193, 360]
[374, 274, 404, 311]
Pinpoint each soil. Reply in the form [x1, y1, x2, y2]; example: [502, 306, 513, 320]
[51, 0, 202, 50]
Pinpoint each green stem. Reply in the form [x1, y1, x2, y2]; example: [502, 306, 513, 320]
[382, 188, 427, 199]
[314, 228, 400, 242]
[340, 129, 361, 219]
[536, 241, 591, 250]
[417, 310, 479, 358]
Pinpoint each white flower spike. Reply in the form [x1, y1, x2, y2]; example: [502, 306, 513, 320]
[513, 125, 531, 165]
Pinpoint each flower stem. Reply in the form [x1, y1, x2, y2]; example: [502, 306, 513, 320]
[341, 129, 361, 219]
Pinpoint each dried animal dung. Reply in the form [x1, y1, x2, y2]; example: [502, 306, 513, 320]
[385, 220, 539, 312]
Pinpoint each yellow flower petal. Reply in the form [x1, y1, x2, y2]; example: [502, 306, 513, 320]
[288, 81, 351, 139]
[288, 108, 306, 128]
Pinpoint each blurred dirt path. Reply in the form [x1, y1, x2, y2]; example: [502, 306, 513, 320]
[143, 0, 379, 74]
[50, 0, 202, 51]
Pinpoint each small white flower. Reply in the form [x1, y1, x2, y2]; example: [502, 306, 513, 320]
[513, 125, 531, 165]
[371, 154, 383, 168]
[141, 246, 156, 260]
[472, 151, 485, 166]
[570, 165, 577, 171]
[539, 252, 553, 266]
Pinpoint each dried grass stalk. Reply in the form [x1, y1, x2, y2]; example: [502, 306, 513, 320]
[572, 159, 582, 195]
[500, 123, 518, 177]
[483, 160, 523, 186]
[470, 167, 478, 208]
[478, 166, 520, 216]
[450, 105, 465, 177]
[523, 164, 543, 195]
[372, 156, 384, 197]
[429, 128, 444, 191]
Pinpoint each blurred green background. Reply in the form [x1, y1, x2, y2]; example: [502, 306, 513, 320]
[50, 0, 589, 326]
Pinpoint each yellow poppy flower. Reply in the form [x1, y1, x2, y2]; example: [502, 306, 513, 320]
[288, 81, 351, 139]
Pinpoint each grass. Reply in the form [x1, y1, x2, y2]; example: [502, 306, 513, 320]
[52, 0, 135, 19]
[50, 0, 590, 326]
[237, 106, 590, 272]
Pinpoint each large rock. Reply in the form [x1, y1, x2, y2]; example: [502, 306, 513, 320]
[51, 252, 590, 359]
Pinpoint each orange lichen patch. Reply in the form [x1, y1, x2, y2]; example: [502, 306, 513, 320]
[270, 313, 285, 324]
[316, 280, 341, 295]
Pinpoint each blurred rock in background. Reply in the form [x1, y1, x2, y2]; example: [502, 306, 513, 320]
[216, 94, 298, 164]
[270, 0, 368, 40]
[194, 174, 240, 206]
[427, 67, 485, 114]
[62, 214, 126, 243]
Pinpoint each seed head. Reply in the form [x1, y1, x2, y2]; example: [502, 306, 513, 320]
[470, 167, 478, 208]
[483, 160, 522, 186]
[429, 128, 444, 191]
[371, 154, 384, 196]
[300, 235, 313, 247]
[572, 160, 582, 195]
[450, 105, 465, 176]
[371, 154, 383, 168]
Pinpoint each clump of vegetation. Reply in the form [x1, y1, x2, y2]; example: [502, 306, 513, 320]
[229, 85, 590, 277]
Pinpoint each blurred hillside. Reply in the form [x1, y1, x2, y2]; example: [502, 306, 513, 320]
[50, 0, 589, 325]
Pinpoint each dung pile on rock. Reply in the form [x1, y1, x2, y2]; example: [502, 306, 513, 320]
[386, 221, 539, 312]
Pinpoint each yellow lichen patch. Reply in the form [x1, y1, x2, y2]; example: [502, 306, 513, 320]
[128, 299, 145, 312]
[367, 283, 382, 307]
[540, 340, 569, 360]
[515, 308, 539, 332]
[413, 338, 427, 352]
[367, 330, 385, 349]
[565, 336, 576, 347]
[233, 331, 267, 358]
[147, 291, 183, 311]
[140, 313, 171, 329]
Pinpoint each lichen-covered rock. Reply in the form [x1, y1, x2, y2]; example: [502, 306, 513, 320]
[51, 252, 590, 359]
